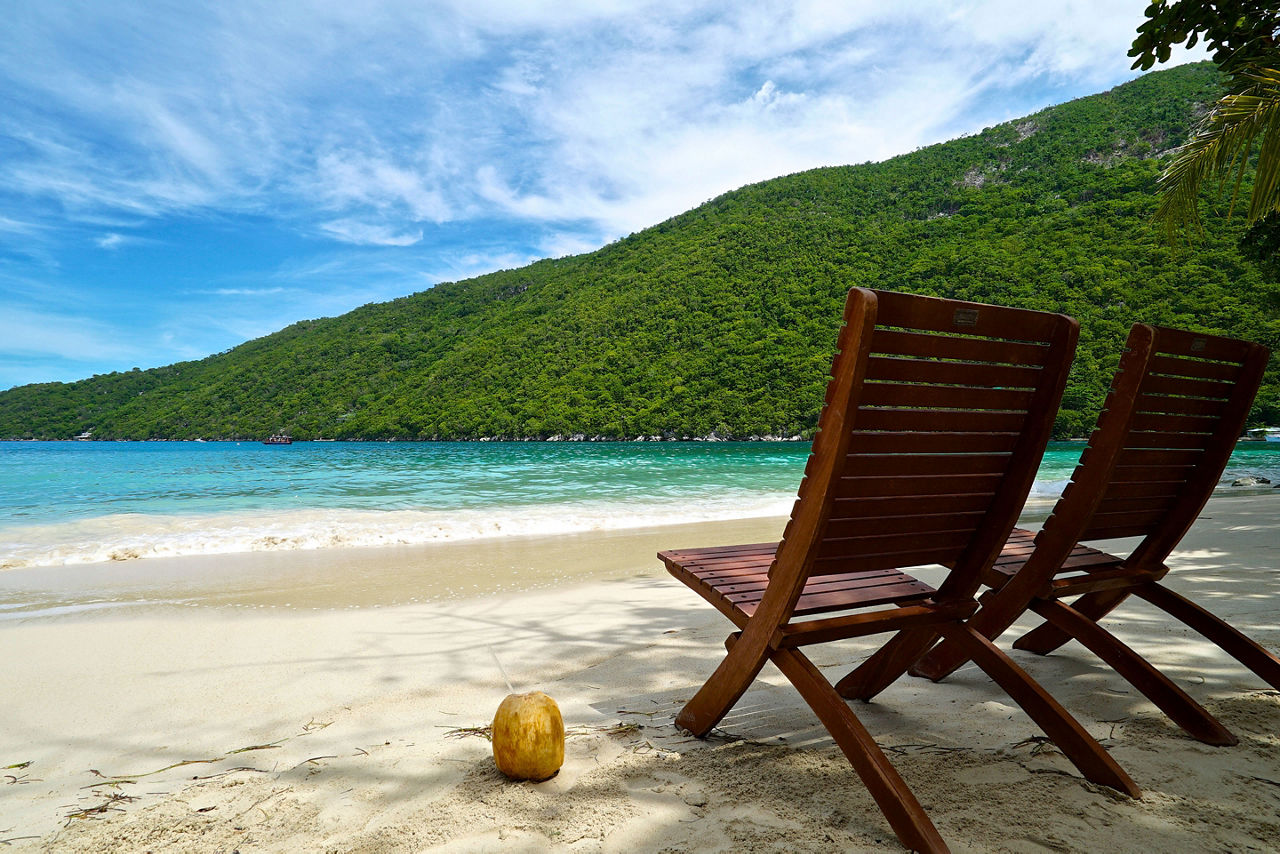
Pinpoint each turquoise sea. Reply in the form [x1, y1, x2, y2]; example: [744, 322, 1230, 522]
[2, 440, 1278, 570]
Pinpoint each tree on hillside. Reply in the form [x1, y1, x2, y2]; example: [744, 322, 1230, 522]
[1131, 1, 1280, 237]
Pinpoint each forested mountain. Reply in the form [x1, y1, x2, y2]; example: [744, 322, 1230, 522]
[3, 62, 1278, 441]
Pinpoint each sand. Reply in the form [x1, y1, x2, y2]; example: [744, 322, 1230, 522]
[1, 493, 1277, 852]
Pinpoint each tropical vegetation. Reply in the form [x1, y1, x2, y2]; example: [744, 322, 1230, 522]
[1, 62, 1277, 441]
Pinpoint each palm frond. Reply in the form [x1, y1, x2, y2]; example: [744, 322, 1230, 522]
[1155, 66, 1280, 241]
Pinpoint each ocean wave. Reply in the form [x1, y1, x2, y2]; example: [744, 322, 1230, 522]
[0, 495, 797, 570]
[5, 467, 1270, 570]
[1026, 477, 1072, 501]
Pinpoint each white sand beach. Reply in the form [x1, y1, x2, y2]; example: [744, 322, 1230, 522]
[2, 493, 1278, 852]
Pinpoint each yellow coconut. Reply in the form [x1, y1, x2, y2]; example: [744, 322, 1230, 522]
[492, 691, 565, 782]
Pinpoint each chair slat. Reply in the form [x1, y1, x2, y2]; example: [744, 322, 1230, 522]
[788, 580, 936, 615]
[812, 546, 966, 575]
[1113, 447, 1204, 468]
[1079, 507, 1168, 536]
[1041, 566, 1160, 598]
[835, 472, 1005, 498]
[776, 601, 978, 647]
[991, 542, 1120, 573]
[825, 511, 987, 538]
[865, 356, 1042, 389]
[848, 453, 1012, 478]
[817, 529, 975, 561]
[1134, 393, 1228, 417]
[1096, 480, 1184, 501]
[861, 382, 1035, 411]
[671, 550, 777, 568]
[1139, 374, 1236, 401]
[1128, 412, 1219, 434]
[1077, 523, 1157, 541]
[717, 570, 907, 598]
[849, 431, 1021, 454]
[1109, 464, 1195, 483]
[853, 408, 1028, 432]
[873, 288, 1067, 339]
[1123, 431, 1216, 450]
[1152, 327, 1257, 362]
[830, 493, 995, 518]
[1148, 354, 1242, 382]
[872, 329, 1050, 366]
[681, 559, 777, 578]
[724, 575, 923, 603]
[664, 542, 776, 560]
[1094, 494, 1178, 516]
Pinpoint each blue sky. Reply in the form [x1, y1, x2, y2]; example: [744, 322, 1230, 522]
[1, 1, 1204, 390]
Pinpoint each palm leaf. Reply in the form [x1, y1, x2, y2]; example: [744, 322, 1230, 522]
[1155, 66, 1280, 241]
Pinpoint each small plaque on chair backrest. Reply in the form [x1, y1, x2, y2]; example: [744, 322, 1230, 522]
[953, 308, 979, 328]
[1191, 338, 1207, 352]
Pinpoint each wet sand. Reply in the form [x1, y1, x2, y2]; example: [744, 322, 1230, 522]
[0, 515, 790, 614]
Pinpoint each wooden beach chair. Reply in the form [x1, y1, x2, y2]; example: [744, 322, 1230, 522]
[912, 323, 1277, 746]
[659, 288, 1137, 854]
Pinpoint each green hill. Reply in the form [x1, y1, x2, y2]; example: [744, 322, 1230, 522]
[2, 62, 1277, 441]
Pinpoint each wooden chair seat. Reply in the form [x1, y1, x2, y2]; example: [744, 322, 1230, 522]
[983, 528, 1133, 596]
[661, 542, 936, 620]
[657, 289, 1136, 854]
[914, 323, 1279, 748]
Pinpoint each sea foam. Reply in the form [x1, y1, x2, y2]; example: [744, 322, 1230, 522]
[0, 494, 797, 570]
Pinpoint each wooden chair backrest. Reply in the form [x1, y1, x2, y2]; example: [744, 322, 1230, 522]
[1034, 323, 1269, 567]
[770, 288, 1079, 604]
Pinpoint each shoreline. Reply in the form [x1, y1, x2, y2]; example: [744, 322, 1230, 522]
[1, 492, 1277, 851]
[5, 491, 1274, 616]
[0, 495, 1072, 616]
[6, 441, 1275, 574]
[0, 515, 790, 616]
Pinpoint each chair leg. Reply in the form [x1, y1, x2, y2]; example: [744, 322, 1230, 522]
[912, 586, 1033, 681]
[834, 628, 940, 701]
[1134, 583, 1280, 691]
[1029, 599, 1236, 746]
[675, 630, 773, 737]
[769, 645, 951, 854]
[1014, 588, 1134, 655]
[936, 622, 1141, 797]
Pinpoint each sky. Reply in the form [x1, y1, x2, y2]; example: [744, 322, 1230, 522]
[0, 1, 1206, 390]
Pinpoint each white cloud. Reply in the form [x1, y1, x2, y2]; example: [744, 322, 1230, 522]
[0, 307, 141, 363]
[420, 250, 546, 285]
[0, 216, 43, 235]
[445, 1, 1151, 238]
[310, 153, 452, 223]
[94, 231, 159, 251]
[205, 287, 289, 296]
[318, 219, 424, 246]
[1, 0, 1196, 244]
[541, 232, 606, 259]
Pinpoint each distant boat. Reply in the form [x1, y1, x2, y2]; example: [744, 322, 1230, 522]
[1246, 427, 1280, 443]
[263, 433, 293, 445]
